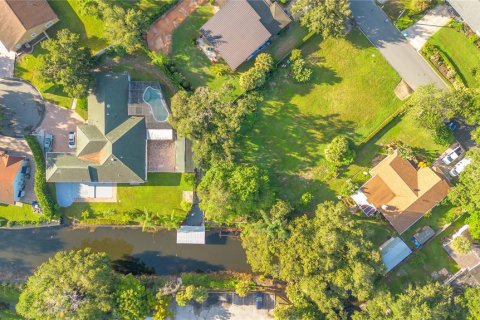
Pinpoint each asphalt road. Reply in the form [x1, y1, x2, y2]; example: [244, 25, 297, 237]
[350, 0, 447, 90]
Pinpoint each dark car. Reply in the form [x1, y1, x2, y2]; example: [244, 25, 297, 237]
[44, 134, 53, 153]
[255, 292, 263, 309]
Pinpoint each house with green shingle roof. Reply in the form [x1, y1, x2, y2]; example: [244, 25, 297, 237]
[46, 73, 147, 183]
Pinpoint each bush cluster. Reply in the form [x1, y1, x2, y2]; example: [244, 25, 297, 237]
[239, 53, 274, 91]
[25, 135, 57, 219]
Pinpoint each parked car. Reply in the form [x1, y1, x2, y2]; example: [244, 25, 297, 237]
[68, 131, 76, 149]
[255, 292, 263, 309]
[44, 134, 53, 153]
[449, 158, 471, 177]
[442, 146, 462, 165]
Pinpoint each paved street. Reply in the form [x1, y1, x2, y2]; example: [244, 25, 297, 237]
[350, 0, 447, 90]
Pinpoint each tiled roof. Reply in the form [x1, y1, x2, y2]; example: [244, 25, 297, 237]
[0, 152, 24, 204]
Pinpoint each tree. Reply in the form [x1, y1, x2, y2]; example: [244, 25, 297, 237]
[451, 236, 472, 254]
[114, 274, 151, 320]
[353, 283, 463, 320]
[291, 0, 351, 37]
[467, 211, 480, 240]
[472, 127, 480, 145]
[291, 58, 313, 83]
[197, 161, 274, 224]
[448, 148, 480, 214]
[40, 29, 92, 98]
[153, 294, 173, 320]
[17, 249, 115, 320]
[465, 287, 480, 320]
[239, 53, 274, 91]
[170, 86, 258, 168]
[290, 49, 303, 62]
[235, 280, 253, 297]
[175, 286, 207, 306]
[103, 6, 145, 54]
[324, 135, 355, 165]
[260, 199, 292, 239]
[280, 202, 381, 316]
[241, 222, 280, 276]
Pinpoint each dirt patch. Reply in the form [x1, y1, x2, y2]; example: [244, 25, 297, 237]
[147, 0, 207, 54]
[394, 80, 413, 100]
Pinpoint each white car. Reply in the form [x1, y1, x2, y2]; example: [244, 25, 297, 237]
[68, 131, 76, 149]
[449, 158, 471, 177]
[442, 147, 461, 165]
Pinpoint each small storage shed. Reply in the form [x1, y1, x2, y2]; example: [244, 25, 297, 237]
[176, 226, 205, 244]
[380, 237, 412, 272]
[413, 226, 435, 246]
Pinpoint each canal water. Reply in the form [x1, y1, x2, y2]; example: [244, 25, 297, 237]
[0, 227, 250, 282]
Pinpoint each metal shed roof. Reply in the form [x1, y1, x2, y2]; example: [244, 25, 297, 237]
[413, 226, 435, 245]
[177, 226, 205, 244]
[380, 237, 412, 272]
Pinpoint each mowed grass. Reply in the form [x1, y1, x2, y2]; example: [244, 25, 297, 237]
[61, 173, 194, 226]
[426, 26, 480, 88]
[0, 204, 45, 223]
[170, 4, 241, 92]
[241, 29, 404, 205]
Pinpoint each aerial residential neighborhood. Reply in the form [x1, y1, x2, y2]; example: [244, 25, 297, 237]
[0, 0, 480, 319]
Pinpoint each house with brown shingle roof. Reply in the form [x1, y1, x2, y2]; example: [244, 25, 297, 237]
[0, 151, 26, 205]
[0, 0, 58, 51]
[199, 0, 291, 69]
[352, 150, 450, 234]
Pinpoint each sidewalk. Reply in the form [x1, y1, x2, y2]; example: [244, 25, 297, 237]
[403, 4, 452, 51]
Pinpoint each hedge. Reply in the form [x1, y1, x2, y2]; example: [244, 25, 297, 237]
[25, 135, 57, 219]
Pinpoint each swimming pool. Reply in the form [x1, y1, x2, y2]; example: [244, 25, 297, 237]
[143, 86, 169, 122]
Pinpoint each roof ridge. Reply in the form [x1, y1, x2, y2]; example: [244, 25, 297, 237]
[4, 0, 27, 30]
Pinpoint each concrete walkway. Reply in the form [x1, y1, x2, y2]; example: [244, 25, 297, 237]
[350, 0, 447, 90]
[403, 4, 452, 51]
[0, 42, 15, 79]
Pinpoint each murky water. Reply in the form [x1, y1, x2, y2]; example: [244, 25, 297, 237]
[0, 227, 250, 282]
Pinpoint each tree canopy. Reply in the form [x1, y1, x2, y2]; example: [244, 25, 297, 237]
[324, 136, 355, 166]
[40, 29, 92, 98]
[198, 161, 274, 224]
[239, 53, 275, 91]
[291, 0, 351, 37]
[170, 86, 258, 167]
[114, 274, 151, 320]
[103, 6, 146, 54]
[16, 249, 115, 320]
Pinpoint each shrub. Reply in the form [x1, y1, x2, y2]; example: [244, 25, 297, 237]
[289, 49, 302, 62]
[291, 58, 312, 83]
[300, 192, 313, 206]
[211, 63, 231, 76]
[175, 285, 207, 306]
[324, 136, 355, 166]
[234, 280, 254, 297]
[451, 236, 472, 254]
[239, 53, 274, 91]
[434, 126, 452, 146]
[180, 200, 192, 212]
[0, 218, 7, 227]
[25, 135, 57, 219]
[6, 220, 15, 228]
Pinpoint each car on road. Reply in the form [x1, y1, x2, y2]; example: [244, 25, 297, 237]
[449, 158, 471, 177]
[442, 146, 462, 165]
[68, 131, 76, 149]
[44, 134, 53, 153]
[255, 292, 263, 309]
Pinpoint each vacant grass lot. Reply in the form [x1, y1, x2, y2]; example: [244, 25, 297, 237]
[425, 26, 480, 88]
[61, 173, 194, 227]
[241, 29, 405, 205]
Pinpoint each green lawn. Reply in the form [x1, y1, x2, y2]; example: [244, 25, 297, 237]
[264, 22, 311, 62]
[381, 0, 443, 30]
[425, 26, 480, 88]
[61, 173, 194, 228]
[170, 4, 241, 92]
[0, 203, 46, 224]
[240, 29, 406, 205]
[0, 285, 21, 319]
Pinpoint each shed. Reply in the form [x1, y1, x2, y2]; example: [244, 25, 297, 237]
[413, 226, 435, 245]
[380, 237, 412, 272]
[176, 226, 205, 244]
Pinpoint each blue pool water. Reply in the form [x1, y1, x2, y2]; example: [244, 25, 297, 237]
[143, 86, 169, 122]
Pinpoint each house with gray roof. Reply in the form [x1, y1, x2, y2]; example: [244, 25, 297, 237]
[447, 0, 480, 36]
[200, 0, 291, 69]
[46, 73, 194, 186]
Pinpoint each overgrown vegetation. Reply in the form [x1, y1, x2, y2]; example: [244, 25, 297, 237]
[25, 135, 57, 219]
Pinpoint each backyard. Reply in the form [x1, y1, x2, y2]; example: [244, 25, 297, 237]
[240, 28, 449, 207]
[423, 25, 480, 88]
[60, 173, 194, 227]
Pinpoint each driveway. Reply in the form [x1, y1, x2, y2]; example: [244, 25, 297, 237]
[0, 135, 36, 203]
[0, 79, 44, 137]
[350, 0, 447, 90]
[403, 4, 452, 51]
[0, 42, 15, 79]
[37, 102, 83, 153]
[56, 183, 117, 207]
